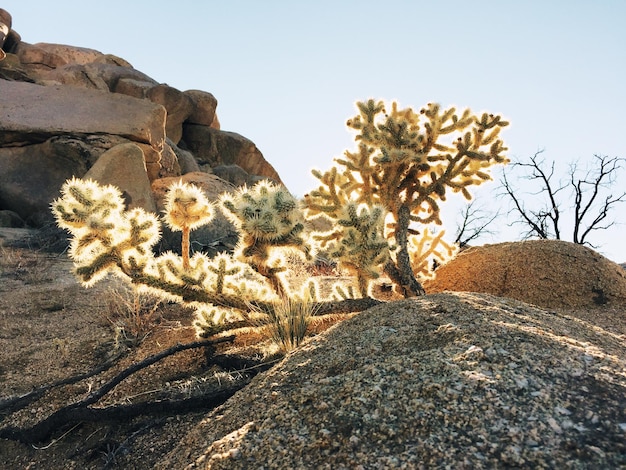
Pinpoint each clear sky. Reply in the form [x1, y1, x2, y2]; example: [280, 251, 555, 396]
[6, 1, 626, 262]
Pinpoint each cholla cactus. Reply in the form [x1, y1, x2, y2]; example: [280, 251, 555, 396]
[52, 178, 278, 332]
[305, 99, 509, 297]
[220, 180, 312, 296]
[408, 228, 458, 280]
[162, 181, 214, 269]
[314, 202, 389, 297]
[52, 178, 161, 286]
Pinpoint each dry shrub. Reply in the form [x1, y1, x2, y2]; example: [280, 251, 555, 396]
[104, 284, 163, 347]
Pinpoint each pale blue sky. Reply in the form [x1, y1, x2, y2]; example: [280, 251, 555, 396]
[6, 1, 626, 261]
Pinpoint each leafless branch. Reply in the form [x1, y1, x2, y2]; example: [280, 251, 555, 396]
[571, 154, 626, 245]
[500, 151, 625, 248]
[500, 150, 562, 239]
[454, 199, 500, 248]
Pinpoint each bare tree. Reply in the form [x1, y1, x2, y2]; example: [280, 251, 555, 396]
[571, 154, 626, 245]
[501, 151, 626, 247]
[454, 199, 500, 249]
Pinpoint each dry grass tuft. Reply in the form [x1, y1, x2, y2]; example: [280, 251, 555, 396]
[103, 284, 163, 347]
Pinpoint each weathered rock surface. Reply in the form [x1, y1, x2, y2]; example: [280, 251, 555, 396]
[424, 239, 626, 309]
[83, 143, 157, 213]
[0, 79, 166, 149]
[40, 61, 156, 92]
[184, 89, 218, 127]
[183, 125, 282, 185]
[0, 10, 283, 229]
[0, 137, 90, 225]
[146, 84, 194, 144]
[159, 292, 626, 469]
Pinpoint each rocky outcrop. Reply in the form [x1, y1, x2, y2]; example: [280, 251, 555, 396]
[0, 79, 166, 148]
[159, 292, 626, 469]
[0, 9, 282, 229]
[424, 239, 626, 309]
[183, 125, 282, 185]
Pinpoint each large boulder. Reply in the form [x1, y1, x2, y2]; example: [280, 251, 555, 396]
[83, 143, 157, 213]
[16, 42, 104, 69]
[39, 62, 157, 93]
[0, 79, 166, 150]
[146, 84, 194, 144]
[182, 125, 282, 185]
[424, 240, 626, 309]
[184, 89, 218, 127]
[159, 292, 626, 468]
[0, 137, 90, 225]
[151, 172, 239, 254]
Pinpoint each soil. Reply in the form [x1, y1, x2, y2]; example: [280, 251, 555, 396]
[0, 231, 625, 468]
[0, 229, 317, 469]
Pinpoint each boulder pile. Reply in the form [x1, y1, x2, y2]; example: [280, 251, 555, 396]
[0, 8, 281, 244]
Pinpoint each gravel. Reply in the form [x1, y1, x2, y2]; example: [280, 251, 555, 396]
[159, 292, 626, 469]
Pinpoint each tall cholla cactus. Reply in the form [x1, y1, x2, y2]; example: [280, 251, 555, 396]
[305, 99, 509, 297]
[220, 181, 312, 296]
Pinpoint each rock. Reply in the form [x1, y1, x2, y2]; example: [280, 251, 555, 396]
[114, 77, 156, 99]
[0, 137, 90, 224]
[158, 140, 182, 179]
[0, 210, 24, 228]
[16, 42, 104, 68]
[39, 63, 109, 90]
[0, 19, 285, 234]
[0, 9, 19, 55]
[0, 8, 11, 53]
[171, 141, 200, 175]
[424, 239, 626, 309]
[159, 292, 626, 469]
[83, 143, 157, 213]
[0, 9, 11, 30]
[0, 79, 166, 151]
[146, 84, 194, 144]
[184, 89, 218, 126]
[40, 62, 157, 92]
[212, 164, 263, 187]
[0, 52, 33, 82]
[151, 172, 238, 254]
[182, 125, 282, 185]
[211, 113, 221, 130]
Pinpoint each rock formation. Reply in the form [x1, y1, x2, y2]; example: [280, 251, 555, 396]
[0, 8, 282, 233]
[158, 291, 626, 469]
[424, 239, 626, 309]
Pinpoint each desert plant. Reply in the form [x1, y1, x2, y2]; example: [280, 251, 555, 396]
[52, 98, 509, 337]
[257, 293, 318, 352]
[305, 99, 509, 297]
[105, 284, 163, 347]
[51, 178, 315, 337]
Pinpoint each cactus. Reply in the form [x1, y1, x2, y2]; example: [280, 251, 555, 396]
[52, 178, 274, 325]
[162, 181, 214, 270]
[305, 99, 508, 297]
[220, 180, 312, 296]
[52, 98, 509, 340]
